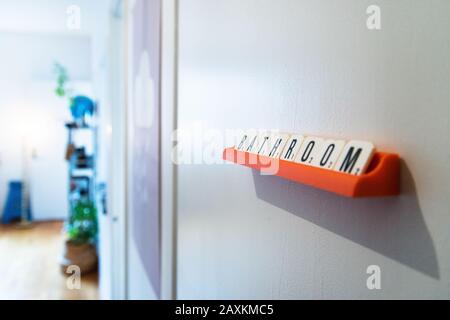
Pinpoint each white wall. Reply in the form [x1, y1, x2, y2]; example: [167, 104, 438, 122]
[176, 0, 450, 299]
[0, 0, 108, 36]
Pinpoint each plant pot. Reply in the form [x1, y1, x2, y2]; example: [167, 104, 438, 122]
[60, 240, 98, 275]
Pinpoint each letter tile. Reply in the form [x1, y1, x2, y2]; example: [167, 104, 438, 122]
[334, 140, 375, 175]
[311, 139, 346, 170]
[256, 132, 272, 156]
[235, 132, 249, 151]
[244, 132, 261, 154]
[280, 134, 305, 161]
[294, 136, 324, 165]
[267, 133, 291, 158]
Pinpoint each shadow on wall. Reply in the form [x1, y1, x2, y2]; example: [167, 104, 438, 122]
[252, 160, 439, 279]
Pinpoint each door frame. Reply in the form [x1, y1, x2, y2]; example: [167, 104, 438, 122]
[107, 0, 128, 300]
[160, 0, 178, 300]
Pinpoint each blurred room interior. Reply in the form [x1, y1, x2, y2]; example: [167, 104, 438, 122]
[0, 0, 449, 301]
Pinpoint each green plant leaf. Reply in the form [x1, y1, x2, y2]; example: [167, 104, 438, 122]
[67, 200, 98, 244]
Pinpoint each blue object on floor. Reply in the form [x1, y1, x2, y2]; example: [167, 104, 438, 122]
[2, 181, 32, 224]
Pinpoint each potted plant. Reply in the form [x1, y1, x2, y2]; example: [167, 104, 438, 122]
[61, 200, 98, 274]
[54, 63, 98, 275]
[54, 63, 95, 126]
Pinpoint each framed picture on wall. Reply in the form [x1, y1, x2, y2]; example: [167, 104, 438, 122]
[127, 0, 162, 299]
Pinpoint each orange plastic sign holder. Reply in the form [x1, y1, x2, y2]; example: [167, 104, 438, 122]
[222, 147, 400, 198]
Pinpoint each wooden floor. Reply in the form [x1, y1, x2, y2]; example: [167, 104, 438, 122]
[0, 221, 98, 300]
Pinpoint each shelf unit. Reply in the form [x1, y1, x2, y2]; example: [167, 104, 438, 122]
[65, 122, 98, 215]
[223, 147, 400, 198]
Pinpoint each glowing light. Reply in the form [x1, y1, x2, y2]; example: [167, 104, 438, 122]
[106, 124, 113, 135]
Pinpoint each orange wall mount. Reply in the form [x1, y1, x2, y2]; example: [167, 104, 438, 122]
[222, 148, 401, 198]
